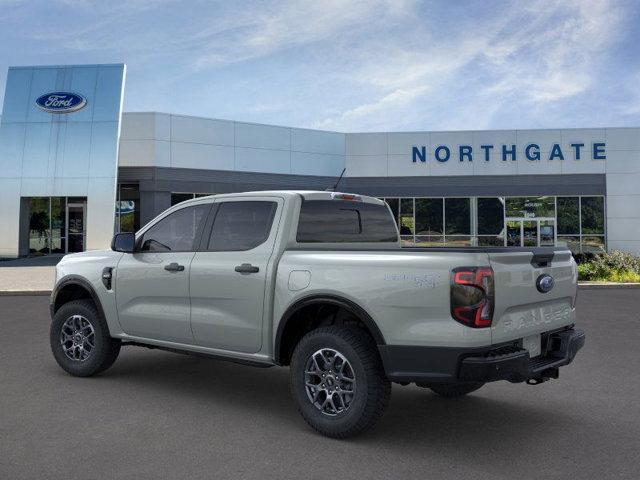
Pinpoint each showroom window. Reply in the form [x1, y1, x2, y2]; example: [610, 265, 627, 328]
[384, 197, 472, 246]
[557, 197, 580, 253]
[171, 192, 212, 206]
[382, 195, 605, 252]
[26, 196, 87, 255]
[477, 197, 505, 246]
[116, 184, 140, 233]
[445, 198, 471, 246]
[556, 196, 606, 253]
[415, 198, 443, 246]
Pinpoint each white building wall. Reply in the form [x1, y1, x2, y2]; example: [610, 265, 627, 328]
[346, 129, 608, 177]
[118, 113, 346, 177]
[604, 128, 640, 254]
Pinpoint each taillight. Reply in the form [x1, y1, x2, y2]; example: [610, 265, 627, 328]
[330, 192, 361, 201]
[450, 266, 494, 328]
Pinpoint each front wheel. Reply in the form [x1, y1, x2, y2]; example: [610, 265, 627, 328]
[289, 326, 391, 438]
[50, 299, 121, 377]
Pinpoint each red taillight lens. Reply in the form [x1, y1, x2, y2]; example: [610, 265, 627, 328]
[450, 266, 494, 328]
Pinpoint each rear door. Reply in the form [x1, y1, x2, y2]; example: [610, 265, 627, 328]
[488, 249, 577, 348]
[189, 197, 282, 353]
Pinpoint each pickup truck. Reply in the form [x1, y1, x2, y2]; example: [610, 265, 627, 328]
[50, 190, 585, 438]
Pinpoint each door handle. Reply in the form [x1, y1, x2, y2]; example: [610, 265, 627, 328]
[235, 263, 260, 274]
[164, 262, 185, 272]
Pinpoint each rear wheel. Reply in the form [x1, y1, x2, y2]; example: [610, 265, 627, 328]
[289, 326, 391, 438]
[50, 300, 121, 377]
[427, 382, 484, 398]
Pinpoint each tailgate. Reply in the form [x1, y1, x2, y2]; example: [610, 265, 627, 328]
[488, 249, 577, 346]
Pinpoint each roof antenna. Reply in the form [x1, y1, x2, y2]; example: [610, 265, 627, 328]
[326, 168, 346, 192]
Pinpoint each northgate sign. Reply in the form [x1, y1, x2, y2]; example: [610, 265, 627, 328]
[411, 142, 606, 163]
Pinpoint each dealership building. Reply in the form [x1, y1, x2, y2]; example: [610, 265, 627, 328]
[1, 63, 639, 258]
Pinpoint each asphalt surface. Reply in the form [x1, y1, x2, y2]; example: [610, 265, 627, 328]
[1, 290, 639, 480]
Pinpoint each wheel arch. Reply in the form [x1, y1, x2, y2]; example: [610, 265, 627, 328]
[274, 294, 386, 366]
[50, 276, 107, 324]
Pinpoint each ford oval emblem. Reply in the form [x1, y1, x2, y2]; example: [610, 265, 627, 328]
[35, 92, 87, 114]
[536, 274, 555, 293]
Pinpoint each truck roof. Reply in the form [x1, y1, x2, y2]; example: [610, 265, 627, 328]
[186, 190, 386, 205]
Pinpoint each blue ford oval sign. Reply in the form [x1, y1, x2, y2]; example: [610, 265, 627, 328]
[536, 274, 555, 293]
[36, 92, 87, 114]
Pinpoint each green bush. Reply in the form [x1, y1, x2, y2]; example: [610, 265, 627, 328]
[577, 250, 640, 282]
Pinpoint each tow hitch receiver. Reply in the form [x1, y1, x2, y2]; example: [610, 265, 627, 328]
[526, 367, 559, 385]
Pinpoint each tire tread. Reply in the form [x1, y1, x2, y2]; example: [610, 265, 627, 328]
[50, 299, 120, 377]
[290, 325, 390, 438]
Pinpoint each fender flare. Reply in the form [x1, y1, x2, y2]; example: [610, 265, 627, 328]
[50, 275, 107, 324]
[274, 294, 386, 365]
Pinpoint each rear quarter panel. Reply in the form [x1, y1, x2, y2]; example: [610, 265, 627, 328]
[273, 249, 492, 348]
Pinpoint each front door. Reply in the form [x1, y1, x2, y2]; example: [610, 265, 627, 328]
[190, 197, 281, 353]
[115, 203, 211, 344]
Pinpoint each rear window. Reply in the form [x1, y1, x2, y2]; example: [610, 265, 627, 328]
[296, 200, 398, 243]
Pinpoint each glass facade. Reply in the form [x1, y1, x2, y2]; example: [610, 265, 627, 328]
[0, 64, 126, 258]
[382, 195, 606, 253]
[171, 192, 212, 206]
[26, 197, 87, 255]
[115, 184, 140, 233]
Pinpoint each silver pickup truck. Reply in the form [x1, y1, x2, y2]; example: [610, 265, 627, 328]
[50, 190, 585, 438]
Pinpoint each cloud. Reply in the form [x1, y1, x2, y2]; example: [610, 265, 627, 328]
[190, 0, 412, 69]
[0, 0, 633, 131]
[314, 0, 625, 131]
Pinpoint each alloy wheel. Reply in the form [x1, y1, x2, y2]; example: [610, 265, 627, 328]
[304, 348, 356, 416]
[60, 315, 95, 362]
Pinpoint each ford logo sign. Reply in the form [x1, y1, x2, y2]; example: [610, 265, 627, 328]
[536, 274, 555, 293]
[35, 92, 87, 114]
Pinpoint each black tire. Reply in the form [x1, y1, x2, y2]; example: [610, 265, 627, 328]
[289, 326, 391, 438]
[50, 299, 121, 377]
[428, 382, 484, 398]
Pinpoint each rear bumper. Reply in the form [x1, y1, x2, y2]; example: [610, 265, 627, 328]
[379, 327, 585, 384]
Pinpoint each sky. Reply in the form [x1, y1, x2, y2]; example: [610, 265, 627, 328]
[0, 0, 639, 132]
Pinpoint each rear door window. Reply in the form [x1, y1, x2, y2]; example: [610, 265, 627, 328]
[297, 200, 398, 243]
[207, 201, 278, 251]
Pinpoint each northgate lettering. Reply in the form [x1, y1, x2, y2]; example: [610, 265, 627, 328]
[411, 143, 606, 163]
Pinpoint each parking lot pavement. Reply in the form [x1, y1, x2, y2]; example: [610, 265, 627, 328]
[1, 290, 639, 480]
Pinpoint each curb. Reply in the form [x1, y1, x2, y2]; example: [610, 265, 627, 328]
[0, 290, 51, 296]
[578, 282, 640, 289]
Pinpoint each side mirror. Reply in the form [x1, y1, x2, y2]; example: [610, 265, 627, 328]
[111, 232, 136, 253]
